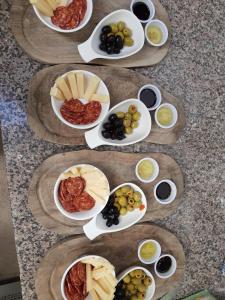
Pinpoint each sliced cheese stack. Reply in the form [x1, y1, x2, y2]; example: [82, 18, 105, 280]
[50, 71, 110, 103]
[30, 0, 57, 17]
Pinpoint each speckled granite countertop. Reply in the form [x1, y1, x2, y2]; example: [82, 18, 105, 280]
[1, 0, 225, 299]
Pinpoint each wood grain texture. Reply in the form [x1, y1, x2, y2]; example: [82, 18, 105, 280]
[35, 224, 185, 300]
[27, 64, 185, 145]
[10, 0, 171, 66]
[28, 150, 184, 235]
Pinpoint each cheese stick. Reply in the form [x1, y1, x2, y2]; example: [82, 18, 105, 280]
[56, 77, 72, 100]
[30, 0, 53, 16]
[90, 94, 109, 103]
[76, 73, 85, 98]
[93, 280, 110, 300]
[67, 72, 79, 99]
[50, 87, 65, 101]
[86, 264, 93, 292]
[84, 76, 100, 100]
[90, 289, 100, 300]
[97, 277, 112, 294]
[45, 0, 58, 10]
[92, 267, 109, 280]
[104, 273, 117, 287]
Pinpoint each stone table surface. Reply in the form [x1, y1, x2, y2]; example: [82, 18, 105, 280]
[0, 0, 225, 299]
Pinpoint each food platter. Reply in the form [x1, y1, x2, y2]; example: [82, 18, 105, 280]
[10, 0, 171, 66]
[35, 224, 185, 300]
[28, 150, 184, 235]
[27, 64, 185, 145]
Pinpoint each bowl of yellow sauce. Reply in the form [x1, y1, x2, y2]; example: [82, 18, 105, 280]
[155, 103, 178, 129]
[135, 157, 159, 183]
[145, 19, 168, 47]
[138, 239, 161, 264]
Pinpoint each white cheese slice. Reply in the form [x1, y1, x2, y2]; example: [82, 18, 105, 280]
[88, 186, 109, 200]
[70, 167, 80, 177]
[90, 94, 109, 103]
[56, 77, 72, 100]
[30, 0, 53, 16]
[50, 87, 65, 101]
[76, 73, 85, 98]
[85, 187, 105, 203]
[45, 0, 57, 10]
[79, 166, 97, 175]
[84, 76, 100, 100]
[60, 171, 74, 180]
[67, 72, 79, 99]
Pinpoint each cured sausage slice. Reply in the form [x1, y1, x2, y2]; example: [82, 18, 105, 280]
[65, 177, 85, 196]
[75, 192, 95, 211]
[77, 262, 86, 282]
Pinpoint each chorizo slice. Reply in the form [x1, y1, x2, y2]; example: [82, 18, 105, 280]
[75, 191, 95, 211]
[65, 177, 85, 196]
[77, 262, 86, 282]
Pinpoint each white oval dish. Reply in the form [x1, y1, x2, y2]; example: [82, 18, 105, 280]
[130, 0, 155, 24]
[145, 19, 168, 47]
[54, 164, 110, 220]
[138, 239, 161, 264]
[83, 182, 147, 240]
[78, 9, 145, 62]
[117, 266, 155, 300]
[153, 179, 177, 205]
[61, 255, 116, 300]
[85, 99, 152, 149]
[154, 254, 177, 279]
[51, 70, 110, 130]
[33, 0, 93, 33]
[155, 103, 178, 129]
[135, 157, 159, 183]
[138, 84, 162, 111]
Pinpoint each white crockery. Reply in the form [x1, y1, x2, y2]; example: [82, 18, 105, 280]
[138, 239, 161, 264]
[135, 158, 159, 183]
[85, 99, 152, 149]
[155, 103, 178, 129]
[145, 19, 168, 47]
[138, 84, 161, 111]
[51, 70, 110, 130]
[54, 164, 110, 220]
[61, 255, 115, 300]
[78, 9, 145, 62]
[153, 179, 177, 205]
[83, 182, 147, 240]
[130, 0, 155, 24]
[33, 0, 93, 33]
[117, 266, 155, 300]
[154, 254, 177, 279]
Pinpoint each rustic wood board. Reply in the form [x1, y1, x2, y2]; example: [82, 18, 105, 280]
[27, 64, 185, 145]
[28, 150, 184, 235]
[35, 224, 185, 300]
[10, 0, 171, 67]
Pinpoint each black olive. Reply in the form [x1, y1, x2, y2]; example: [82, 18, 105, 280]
[117, 135, 126, 140]
[103, 122, 113, 130]
[102, 130, 111, 139]
[99, 43, 107, 52]
[109, 114, 118, 122]
[113, 218, 119, 225]
[100, 33, 107, 43]
[114, 118, 124, 127]
[106, 35, 115, 46]
[115, 36, 123, 49]
[102, 25, 112, 34]
[113, 48, 121, 54]
[106, 47, 113, 54]
[106, 220, 113, 227]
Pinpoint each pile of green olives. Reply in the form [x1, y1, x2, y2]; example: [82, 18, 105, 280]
[116, 105, 141, 135]
[113, 185, 143, 216]
[122, 269, 152, 300]
[99, 22, 134, 55]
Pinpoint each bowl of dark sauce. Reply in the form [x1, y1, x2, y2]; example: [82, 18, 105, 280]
[130, 0, 155, 24]
[138, 84, 161, 111]
[154, 254, 177, 279]
[154, 179, 177, 204]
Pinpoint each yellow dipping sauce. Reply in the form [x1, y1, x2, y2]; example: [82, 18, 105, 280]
[147, 25, 163, 44]
[140, 242, 157, 260]
[138, 160, 154, 180]
[157, 107, 173, 126]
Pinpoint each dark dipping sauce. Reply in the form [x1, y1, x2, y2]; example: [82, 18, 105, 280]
[156, 182, 171, 200]
[132, 2, 150, 21]
[156, 256, 172, 273]
[140, 88, 157, 109]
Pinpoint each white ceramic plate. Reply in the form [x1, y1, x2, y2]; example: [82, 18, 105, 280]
[51, 70, 110, 129]
[85, 99, 152, 148]
[33, 0, 93, 33]
[83, 182, 147, 240]
[54, 164, 110, 220]
[78, 9, 145, 62]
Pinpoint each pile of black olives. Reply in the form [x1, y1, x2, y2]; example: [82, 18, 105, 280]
[113, 282, 129, 300]
[101, 195, 120, 227]
[102, 113, 126, 140]
[99, 22, 134, 55]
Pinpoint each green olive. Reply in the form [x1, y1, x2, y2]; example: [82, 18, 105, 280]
[131, 121, 139, 129]
[118, 196, 127, 207]
[132, 112, 141, 121]
[116, 111, 125, 119]
[133, 191, 142, 201]
[134, 200, 142, 209]
[117, 21, 125, 31]
[115, 31, 124, 40]
[129, 271, 136, 277]
[120, 207, 127, 215]
[131, 278, 142, 285]
[123, 275, 131, 284]
[123, 119, 131, 128]
[127, 283, 135, 291]
[121, 186, 130, 194]
[134, 270, 143, 278]
[137, 284, 146, 293]
[128, 105, 137, 114]
[125, 127, 133, 134]
[123, 28, 132, 37]
[128, 198, 135, 205]
[143, 277, 152, 286]
[131, 296, 138, 300]
[115, 188, 123, 197]
[127, 188, 134, 197]
[124, 37, 134, 46]
[137, 292, 145, 300]
[111, 23, 118, 33]
[127, 205, 134, 212]
[125, 112, 132, 120]
[114, 203, 121, 210]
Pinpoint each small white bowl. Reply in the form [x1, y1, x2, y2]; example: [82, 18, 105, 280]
[33, 0, 93, 33]
[155, 103, 178, 129]
[54, 164, 110, 220]
[83, 182, 147, 240]
[138, 239, 161, 264]
[51, 70, 110, 130]
[117, 266, 155, 300]
[145, 19, 168, 47]
[153, 179, 177, 205]
[78, 9, 145, 62]
[85, 99, 152, 149]
[154, 254, 177, 279]
[61, 255, 115, 300]
[135, 157, 159, 183]
[138, 84, 161, 111]
[130, 0, 155, 24]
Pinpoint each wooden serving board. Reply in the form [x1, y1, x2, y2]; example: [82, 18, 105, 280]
[10, 0, 171, 67]
[35, 224, 185, 300]
[27, 64, 185, 145]
[28, 150, 184, 235]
